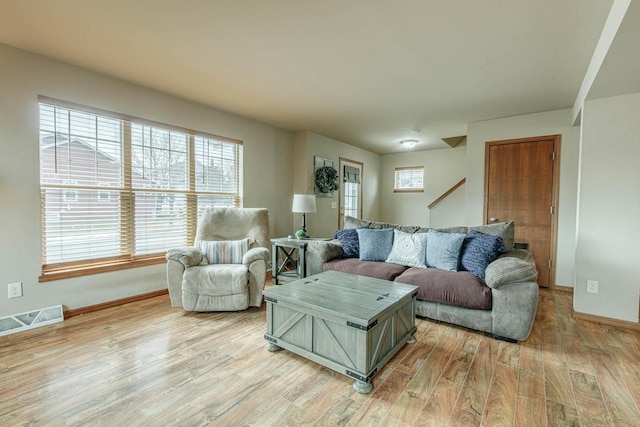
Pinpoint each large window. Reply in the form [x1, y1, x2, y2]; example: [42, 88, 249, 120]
[394, 166, 424, 192]
[38, 97, 243, 281]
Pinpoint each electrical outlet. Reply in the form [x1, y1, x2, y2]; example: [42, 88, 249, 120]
[8, 282, 23, 299]
[586, 280, 599, 294]
[331, 202, 337, 209]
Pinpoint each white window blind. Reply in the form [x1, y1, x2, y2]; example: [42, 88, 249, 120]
[394, 166, 424, 192]
[38, 98, 243, 277]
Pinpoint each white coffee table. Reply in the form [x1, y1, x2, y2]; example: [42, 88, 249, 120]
[263, 270, 418, 393]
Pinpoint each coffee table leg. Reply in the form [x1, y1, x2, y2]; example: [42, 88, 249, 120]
[266, 341, 282, 352]
[353, 380, 373, 394]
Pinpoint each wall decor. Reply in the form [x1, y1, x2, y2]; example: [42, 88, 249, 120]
[314, 156, 339, 197]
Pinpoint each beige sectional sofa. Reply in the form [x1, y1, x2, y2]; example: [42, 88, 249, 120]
[305, 216, 539, 342]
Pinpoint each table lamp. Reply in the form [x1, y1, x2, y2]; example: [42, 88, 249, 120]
[292, 194, 316, 238]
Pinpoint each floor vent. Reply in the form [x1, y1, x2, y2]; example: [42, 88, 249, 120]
[0, 305, 63, 336]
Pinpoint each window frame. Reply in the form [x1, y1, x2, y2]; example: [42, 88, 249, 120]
[393, 166, 425, 193]
[38, 96, 243, 282]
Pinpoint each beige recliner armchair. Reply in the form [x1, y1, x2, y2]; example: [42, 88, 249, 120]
[166, 207, 270, 311]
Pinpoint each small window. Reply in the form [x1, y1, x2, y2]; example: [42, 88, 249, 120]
[394, 166, 424, 192]
[63, 190, 78, 202]
[97, 191, 111, 202]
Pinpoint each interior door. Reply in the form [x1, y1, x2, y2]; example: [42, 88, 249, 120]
[339, 158, 363, 228]
[484, 135, 560, 287]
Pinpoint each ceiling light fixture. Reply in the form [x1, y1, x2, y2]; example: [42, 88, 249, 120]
[400, 139, 418, 149]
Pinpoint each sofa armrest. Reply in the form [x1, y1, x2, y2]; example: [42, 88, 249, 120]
[165, 246, 203, 269]
[485, 250, 538, 289]
[243, 247, 270, 267]
[491, 282, 539, 341]
[306, 240, 344, 276]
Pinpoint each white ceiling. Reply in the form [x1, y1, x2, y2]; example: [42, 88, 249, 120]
[0, 0, 624, 154]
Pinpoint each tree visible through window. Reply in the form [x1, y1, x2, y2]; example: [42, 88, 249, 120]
[38, 97, 243, 280]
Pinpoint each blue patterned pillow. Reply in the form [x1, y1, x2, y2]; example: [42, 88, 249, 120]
[425, 229, 466, 271]
[198, 238, 250, 264]
[459, 230, 508, 278]
[333, 228, 360, 258]
[357, 228, 394, 261]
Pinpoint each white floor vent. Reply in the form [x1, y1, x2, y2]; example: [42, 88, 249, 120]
[0, 305, 63, 337]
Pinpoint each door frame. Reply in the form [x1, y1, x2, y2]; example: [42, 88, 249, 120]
[338, 157, 364, 228]
[483, 134, 561, 288]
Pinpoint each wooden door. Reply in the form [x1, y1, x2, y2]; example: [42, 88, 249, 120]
[484, 135, 560, 287]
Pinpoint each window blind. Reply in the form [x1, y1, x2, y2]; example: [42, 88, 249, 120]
[343, 165, 360, 184]
[394, 166, 424, 191]
[38, 98, 243, 278]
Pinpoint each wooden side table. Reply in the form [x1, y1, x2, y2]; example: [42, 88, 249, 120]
[271, 238, 308, 285]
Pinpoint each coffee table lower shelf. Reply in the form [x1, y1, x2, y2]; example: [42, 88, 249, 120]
[263, 272, 417, 394]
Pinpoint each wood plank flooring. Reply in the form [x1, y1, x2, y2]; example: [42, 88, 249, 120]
[1, 288, 639, 426]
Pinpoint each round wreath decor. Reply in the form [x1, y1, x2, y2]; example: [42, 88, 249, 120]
[315, 165, 339, 194]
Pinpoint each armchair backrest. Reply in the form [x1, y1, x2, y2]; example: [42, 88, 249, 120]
[194, 207, 270, 249]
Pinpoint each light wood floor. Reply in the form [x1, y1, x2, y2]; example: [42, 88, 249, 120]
[1, 288, 639, 426]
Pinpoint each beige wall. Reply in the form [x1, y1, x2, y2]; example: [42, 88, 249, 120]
[291, 132, 381, 238]
[380, 145, 467, 228]
[574, 93, 640, 323]
[0, 44, 294, 315]
[465, 109, 580, 288]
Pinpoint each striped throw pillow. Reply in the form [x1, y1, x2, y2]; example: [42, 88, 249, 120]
[198, 238, 250, 264]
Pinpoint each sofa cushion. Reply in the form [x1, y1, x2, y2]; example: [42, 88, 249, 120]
[198, 238, 250, 264]
[386, 230, 428, 268]
[395, 268, 492, 310]
[469, 221, 515, 250]
[333, 228, 360, 258]
[485, 256, 538, 288]
[344, 216, 371, 229]
[369, 221, 421, 233]
[323, 258, 409, 281]
[345, 215, 421, 233]
[425, 230, 465, 271]
[459, 230, 508, 278]
[357, 228, 394, 261]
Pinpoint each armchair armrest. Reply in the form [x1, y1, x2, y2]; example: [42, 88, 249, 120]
[243, 247, 270, 267]
[306, 240, 344, 276]
[165, 246, 204, 269]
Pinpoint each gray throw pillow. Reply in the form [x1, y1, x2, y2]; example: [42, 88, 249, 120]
[425, 229, 466, 271]
[344, 216, 371, 229]
[469, 221, 515, 250]
[357, 228, 394, 261]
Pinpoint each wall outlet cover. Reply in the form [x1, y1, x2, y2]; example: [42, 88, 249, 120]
[8, 282, 22, 299]
[586, 280, 599, 294]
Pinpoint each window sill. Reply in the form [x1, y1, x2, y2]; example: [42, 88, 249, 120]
[39, 255, 166, 282]
[393, 189, 424, 193]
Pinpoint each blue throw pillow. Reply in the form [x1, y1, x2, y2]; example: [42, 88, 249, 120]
[333, 228, 360, 258]
[357, 228, 394, 261]
[425, 229, 466, 271]
[459, 230, 508, 278]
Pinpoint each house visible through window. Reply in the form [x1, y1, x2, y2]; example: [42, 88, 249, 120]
[394, 166, 424, 192]
[38, 97, 243, 280]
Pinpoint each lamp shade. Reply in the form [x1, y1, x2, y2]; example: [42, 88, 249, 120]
[292, 194, 316, 213]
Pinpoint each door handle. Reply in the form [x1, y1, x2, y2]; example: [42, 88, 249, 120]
[489, 217, 497, 222]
